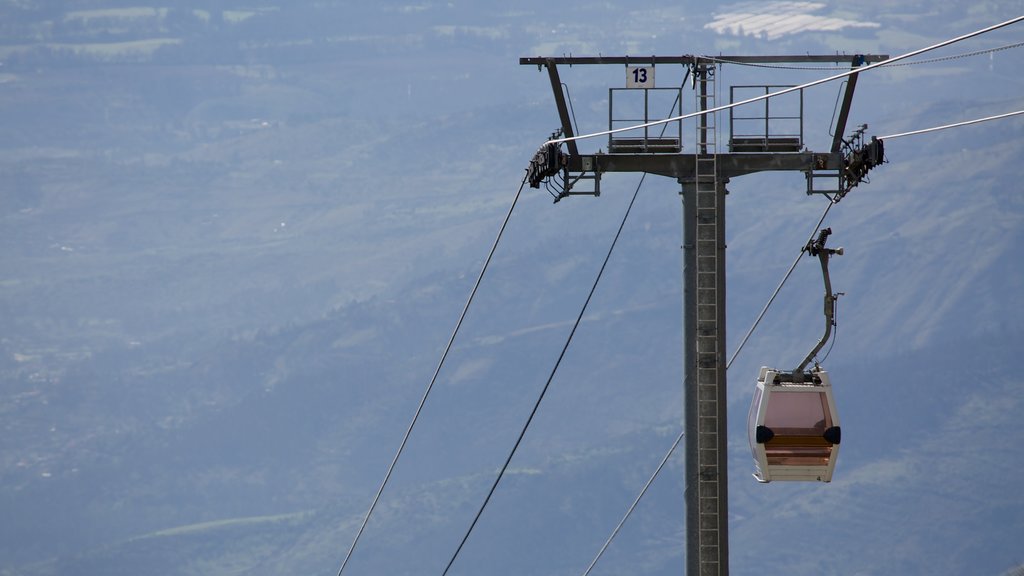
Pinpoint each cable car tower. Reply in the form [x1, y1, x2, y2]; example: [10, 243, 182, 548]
[521, 52, 888, 576]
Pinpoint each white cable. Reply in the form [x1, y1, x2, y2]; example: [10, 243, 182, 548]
[546, 15, 1024, 146]
[878, 109, 1024, 140]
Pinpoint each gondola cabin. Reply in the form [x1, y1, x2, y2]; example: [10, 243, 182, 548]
[748, 367, 841, 483]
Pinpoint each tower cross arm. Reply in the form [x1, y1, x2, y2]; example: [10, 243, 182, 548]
[519, 54, 889, 66]
[583, 151, 843, 180]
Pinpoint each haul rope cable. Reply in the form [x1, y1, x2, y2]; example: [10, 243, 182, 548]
[441, 172, 649, 576]
[544, 15, 1024, 147]
[878, 109, 1024, 140]
[335, 173, 528, 576]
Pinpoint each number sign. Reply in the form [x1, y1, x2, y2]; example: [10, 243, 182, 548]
[626, 65, 654, 88]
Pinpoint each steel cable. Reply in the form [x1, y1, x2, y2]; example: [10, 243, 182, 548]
[879, 109, 1024, 140]
[441, 172, 649, 575]
[579, 429, 684, 576]
[334, 173, 529, 576]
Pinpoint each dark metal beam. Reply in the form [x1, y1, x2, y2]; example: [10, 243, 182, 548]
[831, 64, 863, 152]
[584, 151, 841, 180]
[544, 58, 579, 158]
[710, 54, 888, 64]
[521, 54, 889, 66]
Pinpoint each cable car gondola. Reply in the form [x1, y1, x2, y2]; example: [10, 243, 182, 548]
[748, 367, 840, 482]
[748, 228, 844, 483]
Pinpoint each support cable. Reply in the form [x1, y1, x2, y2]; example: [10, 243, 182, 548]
[545, 15, 1024, 146]
[579, 198, 836, 576]
[878, 109, 1024, 140]
[875, 40, 1024, 67]
[727, 199, 835, 370]
[580, 430, 684, 576]
[334, 173, 529, 576]
[441, 172, 649, 576]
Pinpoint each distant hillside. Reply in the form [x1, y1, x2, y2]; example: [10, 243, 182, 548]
[2, 1, 1023, 575]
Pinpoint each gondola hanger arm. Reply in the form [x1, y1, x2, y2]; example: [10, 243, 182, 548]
[795, 228, 843, 374]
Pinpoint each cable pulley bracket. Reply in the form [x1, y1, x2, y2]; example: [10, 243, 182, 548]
[806, 124, 887, 200]
[840, 125, 886, 194]
[526, 130, 566, 189]
[525, 130, 600, 202]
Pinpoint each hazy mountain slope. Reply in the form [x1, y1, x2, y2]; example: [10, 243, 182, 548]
[1, 1, 1022, 575]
